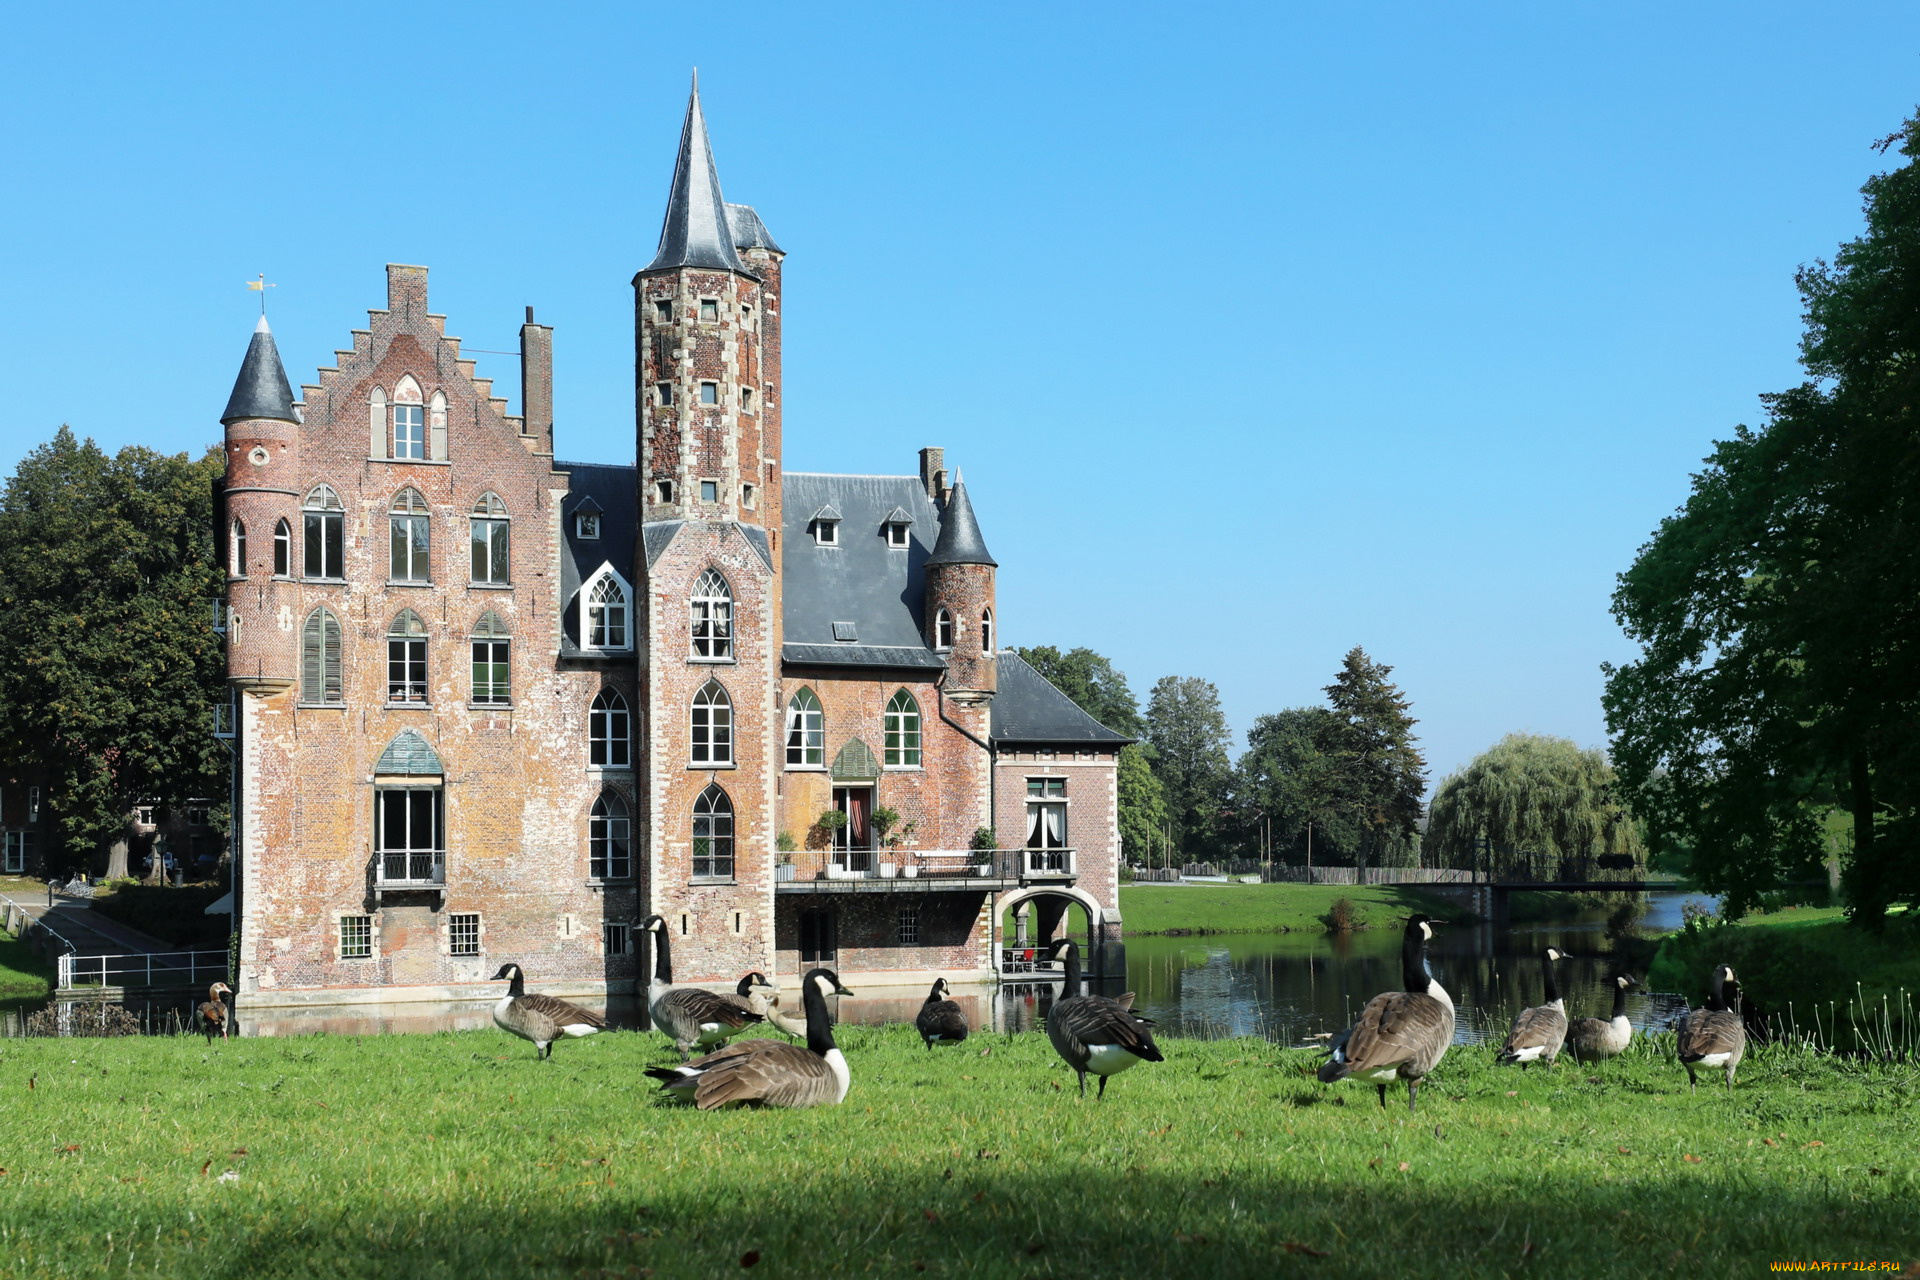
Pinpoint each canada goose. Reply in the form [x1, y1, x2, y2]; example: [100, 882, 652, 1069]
[915, 978, 969, 1048]
[1043, 938, 1163, 1097]
[1317, 914, 1454, 1112]
[1567, 974, 1638, 1063]
[196, 982, 233, 1042]
[639, 915, 765, 1059]
[1676, 963, 1746, 1091]
[1497, 946, 1568, 1067]
[720, 971, 778, 1020]
[489, 963, 606, 1060]
[644, 968, 855, 1109]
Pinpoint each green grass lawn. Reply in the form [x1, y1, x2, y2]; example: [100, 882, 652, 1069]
[0, 1024, 1912, 1278]
[1119, 880, 1461, 935]
[0, 927, 53, 998]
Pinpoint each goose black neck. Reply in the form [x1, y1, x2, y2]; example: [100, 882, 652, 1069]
[1706, 968, 1727, 1012]
[1400, 925, 1430, 994]
[1610, 981, 1630, 1019]
[506, 966, 525, 998]
[1541, 953, 1561, 1005]
[924, 980, 945, 1005]
[802, 979, 838, 1056]
[651, 924, 672, 986]
[1056, 942, 1082, 995]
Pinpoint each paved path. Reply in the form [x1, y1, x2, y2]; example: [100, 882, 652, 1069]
[8, 894, 179, 956]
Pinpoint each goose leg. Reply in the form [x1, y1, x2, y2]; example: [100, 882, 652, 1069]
[1684, 1064, 1697, 1092]
[1376, 1084, 1388, 1109]
[1406, 1080, 1419, 1114]
[1097, 1075, 1109, 1100]
[1077, 1070, 1088, 1097]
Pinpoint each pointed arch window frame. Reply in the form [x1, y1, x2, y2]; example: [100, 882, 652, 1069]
[470, 492, 511, 586]
[589, 688, 633, 770]
[300, 606, 345, 706]
[884, 689, 922, 769]
[981, 607, 994, 654]
[581, 563, 634, 652]
[386, 608, 429, 705]
[690, 567, 734, 661]
[302, 485, 345, 581]
[785, 688, 824, 768]
[272, 518, 292, 578]
[229, 518, 248, 578]
[470, 610, 510, 707]
[589, 791, 633, 881]
[691, 783, 735, 882]
[690, 679, 734, 767]
[389, 487, 432, 584]
[933, 608, 954, 652]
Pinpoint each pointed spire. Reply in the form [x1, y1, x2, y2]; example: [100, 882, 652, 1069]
[644, 71, 748, 275]
[221, 315, 298, 425]
[926, 477, 997, 568]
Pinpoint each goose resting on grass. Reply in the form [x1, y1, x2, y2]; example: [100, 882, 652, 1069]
[1497, 946, 1568, 1068]
[490, 964, 606, 1060]
[1567, 974, 1638, 1064]
[1043, 938, 1162, 1098]
[196, 982, 233, 1043]
[645, 968, 854, 1109]
[1317, 914, 1454, 1112]
[640, 915, 766, 1059]
[915, 977, 969, 1049]
[1676, 963, 1746, 1091]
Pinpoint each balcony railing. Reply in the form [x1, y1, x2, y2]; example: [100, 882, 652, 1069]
[370, 850, 445, 904]
[775, 847, 1074, 888]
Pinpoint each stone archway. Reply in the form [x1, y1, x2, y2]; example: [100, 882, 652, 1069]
[994, 885, 1106, 977]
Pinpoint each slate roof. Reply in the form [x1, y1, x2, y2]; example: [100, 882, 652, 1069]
[556, 462, 637, 655]
[989, 652, 1134, 747]
[376, 728, 445, 776]
[780, 473, 947, 668]
[924, 479, 996, 568]
[221, 316, 298, 425]
[643, 77, 750, 277]
[726, 203, 781, 253]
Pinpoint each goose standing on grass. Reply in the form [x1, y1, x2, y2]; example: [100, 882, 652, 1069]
[645, 968, 855, 1109]
[489, 964, 606, 1060]
[1567, 974, 1638, 1064]
[1676, 963, 1746, 1091]
[196, 982, 233, 1042]
[639, 915, 765, 1059]
[1043, 938, 1162, 1098]
[1317, 914, 1454, 1112]
[1497, 946, 1568, 1068]
[915, 978, 969, 1049]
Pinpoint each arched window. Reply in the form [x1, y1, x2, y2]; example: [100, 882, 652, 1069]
[981, 608, 994, 654]
[690, 568, 732, 659]
[470, 611, 509, 706]
[590, 690, 632, 769]
[692, 784, 734, 880]
[302, 485, 344, 580]
[933, 608, 953, 651]
[229, 519, 247, 577]
[393, 376, 425, 460]
[300, 607, 344, 704]
[470, 492, 510, 585]
[885, 690, 921, 768]
[387, 609, 428, 704]
[691, 680, 733, 766]
[585, 570, 630, 650]
[785, 688, 823, 767]
[272, 518, 291, 577]
[390, 488, 430, 583]
[590, 793, 632, 880]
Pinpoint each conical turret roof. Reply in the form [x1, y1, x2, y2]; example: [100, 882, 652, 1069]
[643, 74, 749, 276]
[925, 477, 997, 568]
[220, 315, 298, 425]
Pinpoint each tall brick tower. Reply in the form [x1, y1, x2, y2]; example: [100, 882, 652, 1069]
[924, 475, 999, 705]
[220, 316, 302, 696]
[634, 76, 787, 978]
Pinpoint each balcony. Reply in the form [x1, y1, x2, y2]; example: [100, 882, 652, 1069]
[370, 850, 445, 905]
[774, 847, 1075, 894]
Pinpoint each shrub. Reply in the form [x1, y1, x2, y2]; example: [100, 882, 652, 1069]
[1323, 896, 1358, 934]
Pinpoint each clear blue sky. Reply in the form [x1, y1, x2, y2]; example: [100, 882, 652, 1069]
[3, 3, 1916, 788]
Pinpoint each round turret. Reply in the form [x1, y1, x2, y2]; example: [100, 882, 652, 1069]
[220, 316, 301, 693]
[924, 476, 997, 703]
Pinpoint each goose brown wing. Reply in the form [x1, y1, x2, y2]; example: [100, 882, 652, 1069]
[1564, 1016, 1605, 1045]
[516, 993, 606, 1030]
[1342, 991, 1452, 1076]
[1677, 1009, 1744, 1062]
[663, 987, 760, 1029]
[1051, 995, 1162, 1060]
[1502, 1005, 1568, 1054]
[687, 1040, 840, 1109]
[917, 1000, 969, 1040]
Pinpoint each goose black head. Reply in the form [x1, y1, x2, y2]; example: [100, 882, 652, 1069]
[1615, 975, 1636, 990]
[736, 970, 774, 996]
[933, 978, 949, 995]
[1544, 946, 1564, 963]
[1047, 938, 1078, 961]
[1404, 914, 1445, 941]
[639, 914, 666, 933]
[489, 963, 521, 982]
[805, 968, 854, 999]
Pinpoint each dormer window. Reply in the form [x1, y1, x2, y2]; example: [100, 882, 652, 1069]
[811, 504, 842, 548]
[886, 523, 909, 548]
[576, 512, 600, 540]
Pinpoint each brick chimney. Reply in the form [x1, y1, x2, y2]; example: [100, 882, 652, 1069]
[919, 446, 946, 502]
[520, 305, 553, 456]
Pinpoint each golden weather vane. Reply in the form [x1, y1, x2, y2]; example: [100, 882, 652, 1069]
[246, 273, 277, 315]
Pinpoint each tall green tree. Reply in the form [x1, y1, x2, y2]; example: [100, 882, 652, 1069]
[1323, 647, 1427, 869]
[1011, 645, 1144, 737]
[1143, 675, 1232, 859]
[1424, 734, 1643, 877]
[1115, 743, 1168, 867]
[0, 428, 228, 877]
[1236, 706, 1361, 864]
[1605, 118, 1920, 925]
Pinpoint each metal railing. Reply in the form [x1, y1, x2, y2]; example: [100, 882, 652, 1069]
[374, 850, 445, 886]
[777, 847, 1041, 883]
[59, 950, 228, 991]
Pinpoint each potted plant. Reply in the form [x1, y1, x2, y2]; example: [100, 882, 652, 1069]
[970, 826, 998, 877]
[893, 818, 920, 877]
[775, 831, 798, 882]
[871, 806, 901, 877]
[816, 810, 849, 877]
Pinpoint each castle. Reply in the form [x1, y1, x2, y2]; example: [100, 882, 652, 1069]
[217, 84, 1129, 1007]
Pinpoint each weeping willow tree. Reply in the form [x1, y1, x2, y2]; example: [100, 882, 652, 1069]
[1424, 734, 1644, 878]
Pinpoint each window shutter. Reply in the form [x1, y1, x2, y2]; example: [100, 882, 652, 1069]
[429, 391, 449, 461]
[323, 611, 343, 703]
[301, 612, 322, 701]
[369, 388, 387, 459]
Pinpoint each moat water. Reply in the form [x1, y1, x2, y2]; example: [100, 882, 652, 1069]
[9, 890, 1713, 1046]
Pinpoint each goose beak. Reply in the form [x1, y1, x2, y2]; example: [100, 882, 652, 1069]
[834, 984, 855, 997]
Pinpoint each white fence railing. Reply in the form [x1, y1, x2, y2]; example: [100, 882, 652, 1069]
[59, 950, 228, 991]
